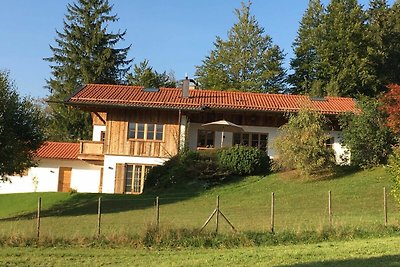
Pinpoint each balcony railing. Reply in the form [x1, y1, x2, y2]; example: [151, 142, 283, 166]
[78, 141, 104, 161]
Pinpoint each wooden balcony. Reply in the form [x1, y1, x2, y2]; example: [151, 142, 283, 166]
[78, 141, 104, 163]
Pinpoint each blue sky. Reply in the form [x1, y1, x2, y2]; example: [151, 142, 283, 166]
[0, 0, 394, 98]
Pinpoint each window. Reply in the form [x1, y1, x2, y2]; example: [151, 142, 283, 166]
[124, 164, 153, 194]
[325, 137, 334, 149]
[100, 131, 106, 142]
[233, 132, 268, 151]
[128, 122, 164, 141]
[197, 130, 215, 148]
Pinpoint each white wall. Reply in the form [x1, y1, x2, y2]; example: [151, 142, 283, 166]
[187, 123, 347, 164]
[0, 159, 102, 194]
[93, 125, 106, 141]
[102, 155, 169, 193]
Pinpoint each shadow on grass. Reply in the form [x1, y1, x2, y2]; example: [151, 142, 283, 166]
[279, 254, 400, 267]
[0, 171, 265, 221]
[0, 184, 207, 221]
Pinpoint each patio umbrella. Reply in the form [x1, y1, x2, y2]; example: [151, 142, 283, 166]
[201, 120, 244, 148]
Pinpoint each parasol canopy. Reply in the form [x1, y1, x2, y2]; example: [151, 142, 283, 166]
[201, 120, 244, 133]
[201, 120, 244, 148]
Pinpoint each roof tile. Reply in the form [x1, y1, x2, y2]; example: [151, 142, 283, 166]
[35, 142, 80, 160]
[67, 84, 358, 115]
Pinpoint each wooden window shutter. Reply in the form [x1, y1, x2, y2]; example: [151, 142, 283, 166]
[114, 163, 126, 194]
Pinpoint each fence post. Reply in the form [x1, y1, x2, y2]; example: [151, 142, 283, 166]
[37, 197, 41, 240]
[271, 192, 275, 233]
[97, 197, 102, 238]
[216, 196, 220, 234]
[384, 187, 388, 226]
[155, 196, 160, 230]
[328, 190, 332, 226]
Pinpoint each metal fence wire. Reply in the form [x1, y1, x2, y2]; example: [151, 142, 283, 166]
[0, 187, 398, 239]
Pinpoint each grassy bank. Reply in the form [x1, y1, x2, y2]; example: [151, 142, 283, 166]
[0, 167, 398, 238]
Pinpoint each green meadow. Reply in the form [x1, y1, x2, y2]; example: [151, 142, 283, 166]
[0, 167, 398, 238]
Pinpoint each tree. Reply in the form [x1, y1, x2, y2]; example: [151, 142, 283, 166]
[0, 71, 46, 179]
[318, 0, 377, 97]
[365, 0, 400, 92]
[289, 0, 325, 95]
[340, 97, 394, 168]
[272, 108, 335, 177]
[380, 84, 400, 135]
[45, 0, 132, 141]
[195, 1, 286, 93]
[127, 60, 176, 88]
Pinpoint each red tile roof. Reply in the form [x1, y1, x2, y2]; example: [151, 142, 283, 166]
[66, 84, 358, 115]
[35, 142, 80, 160]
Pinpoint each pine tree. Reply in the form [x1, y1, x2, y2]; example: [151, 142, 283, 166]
[195, 1, 286, 93]
[383, 0, 400, 84]
[317, 0, 375, 97]
[127, 60, 177, 88]
[366, 0, 392, 92]
[289, 0, 325, 95]
[45, 0, 132, 141]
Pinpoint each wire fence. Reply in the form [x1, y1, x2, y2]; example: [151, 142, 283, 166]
[0, 187, 398, 239]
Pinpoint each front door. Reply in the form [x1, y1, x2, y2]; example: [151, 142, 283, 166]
[58, 167, 72, 192]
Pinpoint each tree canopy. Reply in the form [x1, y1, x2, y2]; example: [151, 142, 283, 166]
[0, 71, 46, 179]
[45, 0, 132, 141]
[195, 1, 286, 93]
[380, 84, 400, 135]
[127, 60, 177, 88]
[290, 0, 400, 97]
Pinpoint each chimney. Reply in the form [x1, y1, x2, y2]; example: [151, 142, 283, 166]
[182, 75, 190, 98]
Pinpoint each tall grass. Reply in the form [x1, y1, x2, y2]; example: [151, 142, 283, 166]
[1, 224, 399, 248]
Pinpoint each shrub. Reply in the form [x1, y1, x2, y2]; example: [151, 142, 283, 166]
[388, 146, 400, 207]
[217, 145, 270, 175]
[272, 108, 335, 177]
[340, 97, 394, 168]
[145, 149, 224, 190]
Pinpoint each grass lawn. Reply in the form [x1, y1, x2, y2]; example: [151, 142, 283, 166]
[0, 167, 398, 238]
[1, 236, 400, 266]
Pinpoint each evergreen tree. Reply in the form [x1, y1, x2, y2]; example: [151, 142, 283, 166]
[366, 0, 394, 92]
[317, 0, 375, 97]
[195, 1, 286, 93]
[289, 0, 325, 95]
[384, 0, 400, 84]
[127, 60, 177, 88]
[45, 0, 132, 141]
[0, 71, 46, 178]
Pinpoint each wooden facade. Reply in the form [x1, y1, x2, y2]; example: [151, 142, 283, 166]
[105, 109, 180, 158]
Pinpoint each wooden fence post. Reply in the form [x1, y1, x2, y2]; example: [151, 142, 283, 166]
[384, 187, 388, 226]
[97, 197, 102, 238]
[216, 196, 220, 234]
[37, 197, 41, 240]
[271, 192, 275, 233]
[155, 196, 160, 230]
[328, 190, 332, 226]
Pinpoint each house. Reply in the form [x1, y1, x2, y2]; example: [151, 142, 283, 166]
[0, 82, 357, 194]
[60, 81, 357, 194]
[0, 142, 103, 194]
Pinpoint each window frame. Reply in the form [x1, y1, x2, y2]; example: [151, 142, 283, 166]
[128, 122, 164, 141]
[233, 132, 268, 151]
[197, 129, 215, 149]
[124, 164, 154, 194]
